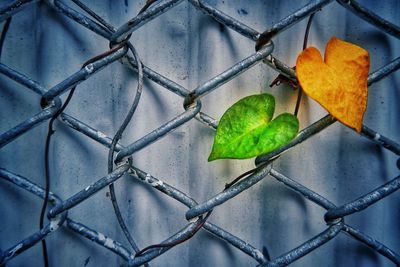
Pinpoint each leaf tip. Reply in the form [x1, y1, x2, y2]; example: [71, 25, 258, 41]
[207, 152, 218, 162]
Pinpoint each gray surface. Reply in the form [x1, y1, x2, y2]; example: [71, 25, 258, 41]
[0, 0, 399, 266]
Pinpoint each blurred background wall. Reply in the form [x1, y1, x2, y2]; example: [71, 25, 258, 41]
[0, 0, 399, 266]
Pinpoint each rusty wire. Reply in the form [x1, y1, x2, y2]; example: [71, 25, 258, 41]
[0, 0, 400, 266]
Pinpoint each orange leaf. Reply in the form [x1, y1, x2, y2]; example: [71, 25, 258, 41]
[296, 37, 370, 132]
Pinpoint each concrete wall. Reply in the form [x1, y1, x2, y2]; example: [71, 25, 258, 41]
[0, 0, 399, 266]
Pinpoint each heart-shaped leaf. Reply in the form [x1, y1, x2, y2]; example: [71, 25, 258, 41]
[296, 37, 369, 132]
[208, 94, 299, 161]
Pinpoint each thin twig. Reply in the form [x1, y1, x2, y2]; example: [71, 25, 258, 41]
[40, 42, 128, 267]
[0, 17, 12, 60]
[294, 12, 316, 116]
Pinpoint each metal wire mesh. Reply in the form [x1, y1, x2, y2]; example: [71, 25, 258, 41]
[0, 0, 399, 266]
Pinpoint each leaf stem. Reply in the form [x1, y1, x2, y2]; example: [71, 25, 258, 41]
[303, 13, 315, 51]
[294, 12, 316, 117]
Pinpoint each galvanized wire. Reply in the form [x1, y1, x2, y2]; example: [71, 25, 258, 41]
[0, 0, 399, 266]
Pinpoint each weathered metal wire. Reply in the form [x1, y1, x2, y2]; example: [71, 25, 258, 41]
[0, 0, 399, 266]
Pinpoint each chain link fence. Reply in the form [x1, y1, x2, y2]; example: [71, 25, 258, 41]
[0, 0, 399, 266]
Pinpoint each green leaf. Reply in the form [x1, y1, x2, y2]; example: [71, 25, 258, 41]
[208, 94, 299, 161]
